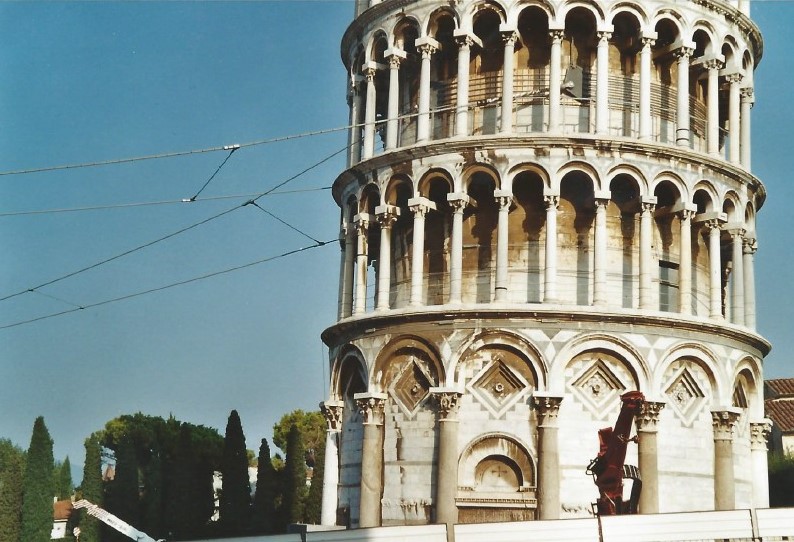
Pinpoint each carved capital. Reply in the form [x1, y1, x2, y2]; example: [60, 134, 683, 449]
[496, 194, 513, 211]
[549, 29, 565, 43]
[704, 59, 724, 71]
[355, 215, 371, 235]
[355, 393, 387, 425]
[320, 400, 344, 432]
[711, 408, 742, 441]
[544, 194, 559, 210]
[431, 389, 463, 420]
[750, 419, 773, 451]
[641, 201, 656, 214]
[532, 393, 564, 427]
[674, 47, 695, 60]
[641, 37, 656, 49]
[636, 401, 665, 432]
[376, 205, 400, 229]
[597, 31, 612, 44]
[364, 66, 377, 82]
[705, 219, 723, 232]
[502, 31, 518, 46]
[455, 34, 475, 49]
[678, 208, 696, 221]
[726, 72, 743, 85]
[418, 43, 437, 58]
[741, 87, 755, 100]
[743, 237, 757, 255]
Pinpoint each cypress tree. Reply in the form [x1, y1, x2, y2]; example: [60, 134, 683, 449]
[281, 424, 307, 526]
[140, 444, 164, 539]
[0, 439, 26, 542]
[55, 457, 73, 500]
[20, 416, 55, 542]
[106, 435, 140, 542]
[251, 438, 277, 533]
[304, 437, 325, 525]
[78, 436, 103, 542]
[220, 410, 251, 535]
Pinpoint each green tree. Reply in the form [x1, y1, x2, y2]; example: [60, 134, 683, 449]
[273, 410, 325, 467]
[769, 452, 794, 507]
[220, 410, 251, 535]
[0, 439, 26, 542]
[78, 436, 103, 542]
[20, 417, 55, 542]
[54, 457, 73, 500]
[140, 444, 164, 539]
[304, 435, 325, 525]
[251, 439, 277, 534]
[105, 435, 139, 542]
[281, 424, 307, 526]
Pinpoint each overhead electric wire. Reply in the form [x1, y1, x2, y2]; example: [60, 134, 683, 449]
[186, 145, 239, 201]
[0, 186, 331, 218]
[0, 239, 336, 331]
[246, 200, 322, 244]
[0, 144, 347, 303]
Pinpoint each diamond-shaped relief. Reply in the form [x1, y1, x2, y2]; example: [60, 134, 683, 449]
[389, 358, 433, 417]
[468, 356, 530, 418]
[665, 368, 706, 426]
[570, 359, 627, 419]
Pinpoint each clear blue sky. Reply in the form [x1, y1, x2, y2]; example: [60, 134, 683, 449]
[1, 1, 792, 482]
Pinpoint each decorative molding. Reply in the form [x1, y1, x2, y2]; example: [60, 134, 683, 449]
[320, 400, 344, 432]
[711, 408, 742, 441]
[636, 401, 666, 432]
[750, 419, 773, 451]
[431, 388, 463, 420]
[354, 393, 387, 425]
[532, 393, 564, 427]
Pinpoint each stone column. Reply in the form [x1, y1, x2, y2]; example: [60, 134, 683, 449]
[416, 38, 439, 143]
[495, 190, 513, 302]
[743, 237, 757, 329]
[750, 419, 773, 508]
[448, 193, 470, 304]
[353, 215, 371, 315]
[533, 393, 563, 519]
[375, 205, 399, 311]
[544, 194, 559, 303]
[636, 401, 665, 514]
[706, 220, 723, 319]
[727, 73, 743, 164]
[341, 225, 356, 318]
[384, 50, 406, 151]
[431, 388, 463, 526]
[639, 36, 655, 140]
[639, 199, 656, 310]
[362, 64, 378, 160]
[675, 47, 693, 146]
[348, 77, 363, 166]
[455, 32, 475, 137]
[409, 197, 434, 306]
[593, 196, 609, 306]
[740, 87, 753, 169]
[711, 409, 741, 511]
[706, 60, 723, 156]
[320, 400, 344, 526]
[355, 393, 387, 527]
[595, 31, 611, 135]
[730, 229, 745, 326]
[500, 29, 518, 134]
[678, 208, 695, 315]
[548, 30, 564, 133]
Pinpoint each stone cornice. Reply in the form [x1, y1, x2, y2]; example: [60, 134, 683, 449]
[332, 134, 766, 207]
[321, 304, 771, 356]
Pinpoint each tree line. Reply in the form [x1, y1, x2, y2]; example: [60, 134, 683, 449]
[0, 409, 326, 542]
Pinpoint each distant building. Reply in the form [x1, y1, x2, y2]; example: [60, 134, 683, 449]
[52, 499, 73, 539]
[765, 378, 794, 455]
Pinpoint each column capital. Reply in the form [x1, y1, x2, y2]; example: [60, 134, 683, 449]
[727, 227, 746, 239]
[750, 419, 773, 451]
[320, 400, 345, 432]
[415, 36, 440, 57]
[703, 58, 725, 71]
[641, 201, 656, 214]
[549, 29, 565, 43]
[743, 236, 757, 254]
[636, 401, 666, 433]
[532, 393, 564, 427]
[741, 86, 755, 102]
[674, 46, 695, 59]
[384, 47, 406, 62]
[725, 71, 744, 85]
[354, 392, 387, 425]
[453, 29, 481, 49]
[711, 408, 742, 440]
[354, 212, 373, 232]
[408, 196, 436, 216]
[430, 387, 463, 420]
[447, 192, 472, 212]
[501, 29, 518, 46]
[597, 30, 612, 43]
[640, 36, 656, 49]
[494, 189, 513, 210]
[544, 193, 560, 209]
[375, 204, 400, 227]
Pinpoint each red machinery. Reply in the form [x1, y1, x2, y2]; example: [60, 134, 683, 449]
[586, 390, 645, 515]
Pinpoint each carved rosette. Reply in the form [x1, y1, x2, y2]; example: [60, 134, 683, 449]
[750, 419, 773, 451]
[356, 395, 386, 426]
[532, 394, 564, 427]
[636, 401, 666, 432]
[320, 400, 344, 432]
[711, 409, 742, 441]
[432, 390, 463, 421]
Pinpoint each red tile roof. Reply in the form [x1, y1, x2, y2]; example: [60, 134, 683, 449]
[53, 500, 73, 521]
[766, 378, 794, 398]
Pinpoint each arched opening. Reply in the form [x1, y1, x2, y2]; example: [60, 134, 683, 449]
[652, 18, 682, 143]
[471, 8, 504, 135]
[424, 176, 453, 305]
[510, 170, 546, 302]
[559, 170, 595, 305]
[654, 181, 683, 312]
[691, 29, 714, 152]
[612, 12, 642, 137]
[562, 8, 597, 132]
[371, 34, 390, 151]
[608, 174, 641, 308]
[335, 353, 368, 527]
[429, 11, 458, 139]
[464, 171, 498, 303]
[394, 19, 421, 146]
[691, 188, 714, 316]
[387, 180, 414, 309]
[360, 185, 381, 312]
[516, 7, 550, 131]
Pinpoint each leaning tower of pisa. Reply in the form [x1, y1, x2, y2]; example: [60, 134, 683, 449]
[319, 0, 771, 528]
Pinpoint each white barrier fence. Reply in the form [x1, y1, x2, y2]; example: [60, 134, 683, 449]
[195, 507, 794, 542]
